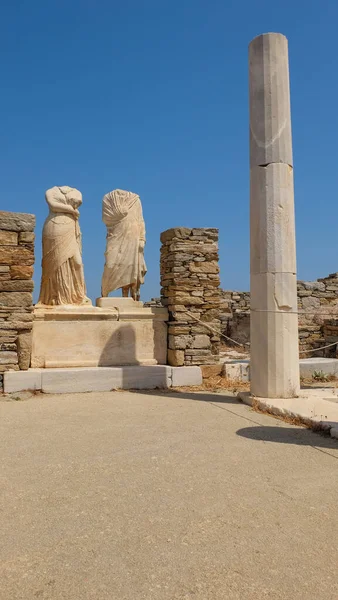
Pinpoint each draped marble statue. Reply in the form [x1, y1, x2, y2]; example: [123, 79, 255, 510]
[101, 189, 147, 300]
[37, 186, 90, 306]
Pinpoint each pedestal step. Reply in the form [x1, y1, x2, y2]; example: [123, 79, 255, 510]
[4, 365, 202, 394]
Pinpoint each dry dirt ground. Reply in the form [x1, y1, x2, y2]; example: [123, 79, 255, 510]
[1, 389, 338, 600]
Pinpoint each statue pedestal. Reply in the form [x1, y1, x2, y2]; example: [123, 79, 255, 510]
[96, 297, 143, 310]
[31, 303, 168, 368]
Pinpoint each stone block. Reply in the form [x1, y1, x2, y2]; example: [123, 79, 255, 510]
[250, 164, 296, 275]
[17, 331, 32, 370]
[299, 358, 338, 378]
[171, 366, 202, 387]
[0, 246, 34, 266]
[0, 292, 32, 308]
[167, 349, 185, 366]
[160, 228, 192, 243]
[0, 230, 18, 245]
[0, 280, 34, 292]
[4, 369, 42, 392]
[0, 331, 17, 340]
[0, 364, 19, 372]
[0, 266, 9, 273]
[192, 334, 211, 348]
[41, 366, 172, 394]
[189, 262, 219, 274]
[121, 365, 172, 389]
[10, 265, 34, 279]
[223, 361, 250, 382]
[96, 297, 143, 310]
[168, 334, 192, 350]
[302, 281, 325, 292]
[31, 308, 168, 368]
[0, 211, 35, 232]
[0, 343, 17, 351]
[302, 296, 321, 310]
[42, 367, 122, 393]
[168, 325, 190, 335]
[0, 320, 33, 331]
[0, 351, 18, 365]
[249, 33, 293, 168]
[19, 232, 35, 243]
[200, 364, 223, 378]
[170, 295, 204, 306]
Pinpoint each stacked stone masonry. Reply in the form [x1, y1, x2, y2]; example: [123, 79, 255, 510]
[0, 211, 35, 388]
[160, 228, 220, 367]
[222, 273, 338, 356]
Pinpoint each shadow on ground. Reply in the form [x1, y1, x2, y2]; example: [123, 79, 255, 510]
[128, 389, 239, 405]
[237, 425, 338, 449]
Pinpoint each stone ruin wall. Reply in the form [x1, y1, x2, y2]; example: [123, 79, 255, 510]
[221, 273, 338, 356]
[160, 227, 220, 368]
[0, 211, 35, 389]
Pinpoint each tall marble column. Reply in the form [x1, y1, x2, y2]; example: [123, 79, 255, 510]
[249, 33, 300, 398]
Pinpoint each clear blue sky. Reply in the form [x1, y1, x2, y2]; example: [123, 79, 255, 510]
[1, 0, 338, 302]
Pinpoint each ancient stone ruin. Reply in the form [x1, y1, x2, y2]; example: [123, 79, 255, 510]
[0, 211, 35, 388]
[1, 194, 220, 393]
[222, 274, 338, 357]
[1, 32, 337, 400]
[160, 227, 221, 371]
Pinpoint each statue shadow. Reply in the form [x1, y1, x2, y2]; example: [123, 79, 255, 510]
[236, 425, 338, 449]
[99, 324, 138, 367]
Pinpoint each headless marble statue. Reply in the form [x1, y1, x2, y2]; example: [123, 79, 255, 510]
[101, 189, 147, 300]
[37, 186, 90, 306]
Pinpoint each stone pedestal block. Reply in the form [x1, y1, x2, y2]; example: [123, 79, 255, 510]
[31, 305, 168, 368]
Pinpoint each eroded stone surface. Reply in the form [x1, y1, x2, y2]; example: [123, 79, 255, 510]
[0, 211, 35, 232]
[0, 231, 18, 245]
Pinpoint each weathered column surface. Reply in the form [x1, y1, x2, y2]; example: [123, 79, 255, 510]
[249, 33, 300, 398]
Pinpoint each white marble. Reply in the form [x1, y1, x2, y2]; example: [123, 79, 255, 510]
[171, 366, 203, 387]
[249, 33, 299, 399]
[4, 369, 42, 393]
[101, 189, 147, 300]
[31, 305, 168, 368]
[250, 164, 296, 275]
[249, 33, 293, 168]
[37, 186, 91, 306]
[3, 366, 203, 393]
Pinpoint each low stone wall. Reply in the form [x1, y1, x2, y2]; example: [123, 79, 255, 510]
[221, 290, 250, 346]
[222, 273, 338, 356]
[0, 211, 35, 388]
[297, 275, 338, 355]
[160, 227, 220, 367]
